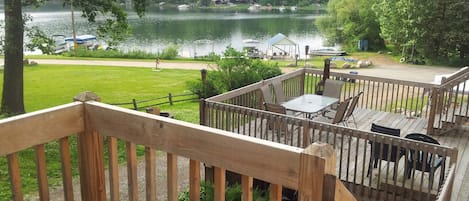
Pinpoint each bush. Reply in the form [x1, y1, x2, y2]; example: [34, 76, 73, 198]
[187, 47, 282, 98]
[158, 44, 179, 60]
[178, 181, 268, 201]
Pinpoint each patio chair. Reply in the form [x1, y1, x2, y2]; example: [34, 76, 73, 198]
[317, 97, 352, 125]
[260, 84, 274, 104]
[323, 79, 345, 99]
[403, 133, 444, 187]
[272, 80, 287, 103]
[367, 123, 404, 179]
[343, 92, 364, 128]
[263, 102, 287, 142]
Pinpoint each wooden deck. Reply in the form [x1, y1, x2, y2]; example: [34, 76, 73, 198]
[236, 107, 468, 201]
[333, 108, 469, 201]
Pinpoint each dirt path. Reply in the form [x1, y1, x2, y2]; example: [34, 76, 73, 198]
[2, 56, 459, 83]
[20, 56, 459, 83]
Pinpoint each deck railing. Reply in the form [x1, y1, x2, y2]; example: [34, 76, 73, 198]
[201, 100, 458, 201]
[207, 67, 469, 135]
[200, 69, 460, 200]
[429, 66, 469, 135]
[0, 92, 355, 201]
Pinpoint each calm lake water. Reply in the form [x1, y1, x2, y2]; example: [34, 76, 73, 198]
[6, 4, 327, 58]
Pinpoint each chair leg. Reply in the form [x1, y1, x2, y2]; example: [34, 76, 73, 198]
[406, 165, 412, 179]
[351, 115, 358, 128]
[367, 156, 373, 177]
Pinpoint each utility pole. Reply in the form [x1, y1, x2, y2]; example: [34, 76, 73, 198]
[70, 0, 78, 57]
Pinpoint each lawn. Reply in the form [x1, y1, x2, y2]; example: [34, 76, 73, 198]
[0, 64, 201, 200]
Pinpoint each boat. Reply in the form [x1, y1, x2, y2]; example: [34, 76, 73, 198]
[54, 34, 104, 54]
[278, 6, 286, 12]
[248, 4, 261, 12]
[309, 48, 347, 56]
[242, 39, 264, 59]
[52, 34, 68, 54]
[290, 6, 297, 11]
[177, 4, 190, 11]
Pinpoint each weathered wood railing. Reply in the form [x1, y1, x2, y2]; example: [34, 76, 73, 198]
[201, 100, 458, 201]
[206, 67, 469, 135]
[0, 92, 355, 201]
[429, 66, 469, 135]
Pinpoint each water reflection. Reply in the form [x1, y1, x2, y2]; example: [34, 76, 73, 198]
[5, 4, 326, 57]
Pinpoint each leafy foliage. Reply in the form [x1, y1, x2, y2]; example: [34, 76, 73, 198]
[25, 26, 55, 55]
[177, 181, 269, 201]
[187, 46, 282, 98]
[316, 0, 385, 51]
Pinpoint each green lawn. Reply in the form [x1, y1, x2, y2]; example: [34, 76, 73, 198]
[0, 64, 201, 200]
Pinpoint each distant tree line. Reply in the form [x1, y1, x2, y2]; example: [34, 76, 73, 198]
[317, 0, 469, 66]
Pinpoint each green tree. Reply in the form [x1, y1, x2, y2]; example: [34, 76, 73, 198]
[316, 0, 384, 51]
[1, 0, 146, 116]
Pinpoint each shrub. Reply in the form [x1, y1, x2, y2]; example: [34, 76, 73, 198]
[187, 47, 282, 98]
[178, 181, 268, 201]
[158, 44, 179, 60]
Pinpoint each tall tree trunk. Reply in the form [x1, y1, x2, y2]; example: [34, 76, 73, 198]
[1, 0, 25, 116]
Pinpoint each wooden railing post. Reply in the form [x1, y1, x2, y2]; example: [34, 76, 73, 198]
[298, 142, 356, 201]
[427, 87, 439, 135]
[74, 91, 106, 201]
[298, 143, 329, 201]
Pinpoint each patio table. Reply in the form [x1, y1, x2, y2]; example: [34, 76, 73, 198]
[281, 94, 339, 117]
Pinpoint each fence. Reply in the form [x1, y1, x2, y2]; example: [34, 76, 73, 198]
[0, 92, 355, 201]
[108, 93, 198, 110]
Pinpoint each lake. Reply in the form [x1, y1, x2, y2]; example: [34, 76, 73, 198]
[6, 4, 328, 58]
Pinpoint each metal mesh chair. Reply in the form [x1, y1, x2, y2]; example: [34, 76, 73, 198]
[323, 79, 345, 99]
[343, 92, 363, 127]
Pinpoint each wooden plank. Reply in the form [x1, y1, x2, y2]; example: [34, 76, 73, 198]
[241, 175, 253, 201]
[269, 184, 282, 201]
[107, 137, 119, 201]
[35, 144, 50, 201]
[59, 137, 74, 201]
[85, 102, 302, 189]
[145, 147, 157, 201]
[189, 159, 201, 201]
[127, 142, 138, 201]
[8, 153, 23, 201]
[0, 102, 83, 156]
[167, 153, 178, 201]
[214, 167, 226, 201]
[77, 131, 106, 201]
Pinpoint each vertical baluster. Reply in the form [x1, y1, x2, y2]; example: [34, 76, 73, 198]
[145, 147, 157, 201]
[189, 160, 200, 201]
[167, 153, 178, 201]
[241, 175, 253, 201]
[106, 137, 119, 201]
[59, 137, 75, 201]
[214, 167, 226, 201]
[127, 142, 138, 201]
[35, 144, 50, 201]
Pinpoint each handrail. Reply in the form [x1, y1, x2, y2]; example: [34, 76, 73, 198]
[202, 98, 459, 201]
[436, 164, 456, 201]
[0, 102, 83, 156]
[0, 98, 356, 201]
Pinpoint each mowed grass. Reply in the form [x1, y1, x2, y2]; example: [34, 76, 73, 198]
[0, 64, 201, 200]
